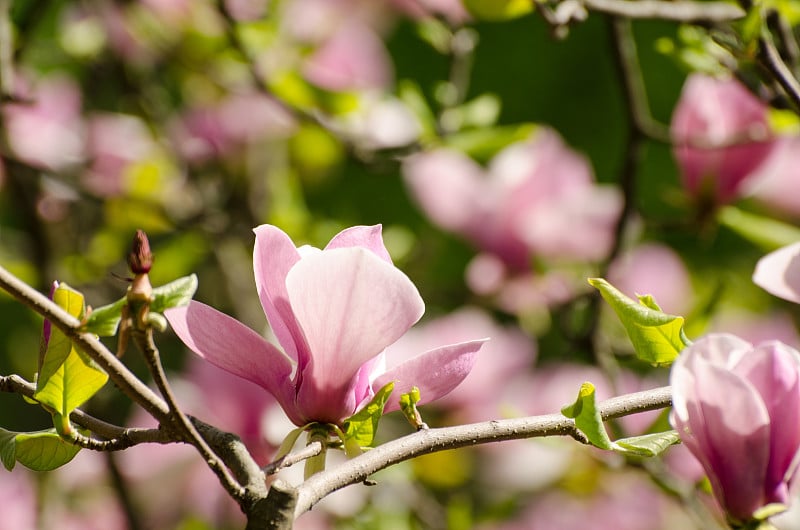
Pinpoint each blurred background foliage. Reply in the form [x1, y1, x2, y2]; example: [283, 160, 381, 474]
[1, 0, 799, 528]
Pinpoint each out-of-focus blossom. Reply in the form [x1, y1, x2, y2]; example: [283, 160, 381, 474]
[172, 92, 296, 163]
[223, 0, 268, 21]
[606, 243, 693, 315]
[670, 333, 800, 523]
[753, 242, 800, 304]
[671, 74, 776, 205]
[3, 75, 85, 171]
[404, 128, 622, 272]
[165, 224, 486, 426]
[383, 307, 535, 422]
[389, 0, 472, 24]
[404, 128, 621, 313]
[335, 96, 421, 149]
[0, 467, 36, 530]
[303, 21, 393, 91]
[710, 310, 800, 350]
[84, 113, 158, 197]
[745, 137, 800, 218]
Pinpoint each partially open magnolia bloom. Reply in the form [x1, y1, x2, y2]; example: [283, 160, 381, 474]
[670, 333, 800, 523]
[671, 74, 776, 205]
[753, 242, 800, 304]
[165, 224, 486, 426]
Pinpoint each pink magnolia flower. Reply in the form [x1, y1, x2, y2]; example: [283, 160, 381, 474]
[753, 242, 800, 304]
[670, 333, 800, 522]
[671, 74, 776, 205]
[165, 224, 485, 426]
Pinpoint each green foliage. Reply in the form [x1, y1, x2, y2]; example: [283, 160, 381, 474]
[589, 278, 689, 366]
[561, 382, 680, 457]
[718, 206, 800, 252]
[35, 284, 108, 433]
[0, 427, 81, 471]
[463, 0, 533, 21]
[342, 381, 395, 456]
[83, 273, 198, 336]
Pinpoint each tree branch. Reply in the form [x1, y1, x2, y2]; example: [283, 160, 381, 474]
[292, 386, 673, 520]
[575, 0, 744, 22]
[759, 29, 800, 112]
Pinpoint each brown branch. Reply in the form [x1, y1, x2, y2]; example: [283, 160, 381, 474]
[575, 0, 744, 22]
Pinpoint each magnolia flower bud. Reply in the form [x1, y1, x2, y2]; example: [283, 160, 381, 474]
[127, 229, 153, 275]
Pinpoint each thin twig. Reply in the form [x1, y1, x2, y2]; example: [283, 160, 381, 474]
[759, 30, 800, 112]
[576, 0, 744, 22]
[132, 327, 246, 502]
[262, 441, 324, 476]
[0, 374, 172, 448]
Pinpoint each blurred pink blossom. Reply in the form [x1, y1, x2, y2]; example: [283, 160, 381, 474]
[389, 0, 471, 24]
[606, 243, 693, 315]
[0, 467, 36, 530]
[745, 137, 800, 218]
[3, 75, 85, 171]
[303, 21, 393, 91]
[671, 74, 776, 205]
[384, 307, 536, 422]
[84, 113, 157, 197]
[172, 92, 296, 162]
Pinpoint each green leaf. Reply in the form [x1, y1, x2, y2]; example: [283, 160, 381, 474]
[82, 296, 126, 336]
[561, 382, 614, 450]
[35, 284, 109, 427]
[718, 206, 800, 252]
[400, 386, 426, 429]
[0, 428, 81, 471]
[150, 274, 198, 313]
[614, 430, 681, 457]
[342, 381, 395, 449]
[463, 0, 533, 21]
[444, 124, 537, 162]
[589, 278, 689, 366]
[562, 383, 681, 457]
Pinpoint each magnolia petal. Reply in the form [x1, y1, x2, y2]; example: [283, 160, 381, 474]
[375, 338, 487, 413]
[165, 302, 296, 412]
[286, 247, 425, 422]
[734, 342, 800, 502]
[753, 242, 800, 304]
[325, 224, 393, 264]
[252, 224, 310, 364]
[695, 361, 771, 520]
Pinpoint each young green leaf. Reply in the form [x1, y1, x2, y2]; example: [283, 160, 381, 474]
[82, 296, 126, 336]
[399, 386, 426, 430]
[463, 0, 533, 21]
[561, 381, 614, 450]
[342, 381, 395, 449]
[614, 431, 681, 457]
[0, 428, 81, 471]
[35, 284, 108, 430]
[150, 274, 198, 313]
[589, 278, 689, 366]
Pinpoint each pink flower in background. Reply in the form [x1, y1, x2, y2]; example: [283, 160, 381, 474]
[383, 307, 535, 422]
[389, 0, 471, 24]
[3, 75, 85, 171]
[303, 21, 393, 91]
[0, 468, 36, 530]
[606, 243, 693, 315]
[404, 128, 622, 271]
[753, 242, 800, 304]
[671, 74, 776, 205]
[165, 224, 485, 426]
[670, 333, 800, 522]
[745, 137, 800, 218]
[172, 92, 296, 163]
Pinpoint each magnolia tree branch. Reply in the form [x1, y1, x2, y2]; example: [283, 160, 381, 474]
[576, 0, 744, 22]
[759, 30, 800, 111]
[287, 386, 673, 522]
